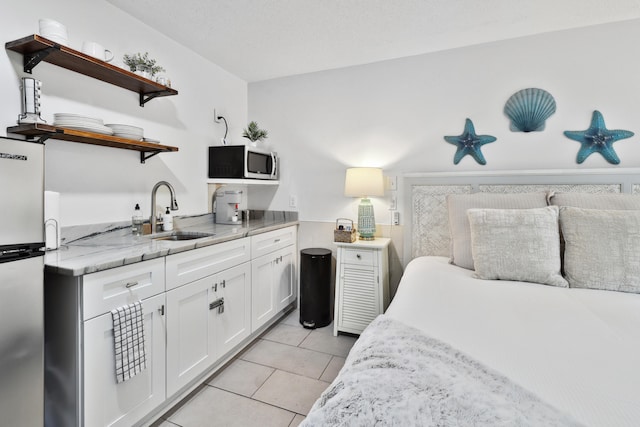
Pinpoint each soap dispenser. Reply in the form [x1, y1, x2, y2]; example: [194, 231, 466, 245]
[162, 207, 174, 231]
[132, 203, 143, 235]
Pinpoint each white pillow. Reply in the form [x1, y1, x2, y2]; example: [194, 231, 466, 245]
[467, 206, 567, 287]
[559, 207, 640, 293]
[447, 192, 549, 270]
[550, 192, 640, 210]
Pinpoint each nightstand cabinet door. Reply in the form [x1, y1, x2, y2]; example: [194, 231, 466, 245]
[334, 239, 390, 336]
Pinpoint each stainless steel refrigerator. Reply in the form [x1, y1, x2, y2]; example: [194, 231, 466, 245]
[0, 136, 45, 426]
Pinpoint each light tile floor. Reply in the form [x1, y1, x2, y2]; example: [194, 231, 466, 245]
[153, 309, 357, 427]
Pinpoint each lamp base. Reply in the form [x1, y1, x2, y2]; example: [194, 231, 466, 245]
[357, 197, 376, 240]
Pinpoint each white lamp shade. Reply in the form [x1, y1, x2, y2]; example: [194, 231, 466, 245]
[344, 167, 384, 197]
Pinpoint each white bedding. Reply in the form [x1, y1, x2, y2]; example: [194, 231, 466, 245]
[385, 256, 640, 427]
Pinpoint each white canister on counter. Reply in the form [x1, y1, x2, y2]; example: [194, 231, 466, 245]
[162, 207, 173, 231]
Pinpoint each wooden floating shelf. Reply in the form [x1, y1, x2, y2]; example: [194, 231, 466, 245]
[6, 35, 178, 106]
[8, 123, 178, 163]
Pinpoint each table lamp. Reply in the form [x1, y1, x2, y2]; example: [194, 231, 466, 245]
[344, 167, 384, 240]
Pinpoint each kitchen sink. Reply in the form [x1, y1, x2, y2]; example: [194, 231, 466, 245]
[151, 231, 214, 241]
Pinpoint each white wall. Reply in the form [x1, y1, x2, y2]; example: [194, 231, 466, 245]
[249, 19, 640, 224]
[2, 0, 247, 226]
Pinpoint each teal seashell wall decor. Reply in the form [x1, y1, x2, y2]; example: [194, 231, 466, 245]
[504, 88, 556, 132]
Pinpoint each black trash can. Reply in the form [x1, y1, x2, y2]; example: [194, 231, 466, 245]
[299, 248, 332, 329]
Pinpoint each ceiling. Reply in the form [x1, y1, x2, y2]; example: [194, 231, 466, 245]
[108, 0, 640, 82]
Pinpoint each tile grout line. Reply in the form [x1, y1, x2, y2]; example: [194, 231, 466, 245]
[317, 355, 335, 381]
[249, 366, 278, 399]
[209, 379, 308, 419]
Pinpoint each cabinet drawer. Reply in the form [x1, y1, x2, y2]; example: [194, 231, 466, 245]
[82, 258, 165, 320]
[251, 226, 297, 259]
[342, 248, 375, 266]
[166, 238, 250, 290]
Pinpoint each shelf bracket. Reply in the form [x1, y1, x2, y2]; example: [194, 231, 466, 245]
[140, 150, 162, 164]
[24, 45, 60, 74]
[139, 91, 164, 107]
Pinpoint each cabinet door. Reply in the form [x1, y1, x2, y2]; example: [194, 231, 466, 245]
[275, 246, 296, 312]
[216, 262, 251, 357]
[251, 254, 276, 332]
[83, 294, 166, 427]
[166, 277, 216, 397]
[337, 260, 379, 334]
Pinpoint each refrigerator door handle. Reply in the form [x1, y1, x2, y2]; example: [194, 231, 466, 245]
[0, 242, 45, 264]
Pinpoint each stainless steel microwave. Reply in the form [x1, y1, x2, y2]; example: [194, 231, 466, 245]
[208, 145, 278, 180]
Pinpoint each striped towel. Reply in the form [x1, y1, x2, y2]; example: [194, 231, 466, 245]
[111, 301, 147, 383]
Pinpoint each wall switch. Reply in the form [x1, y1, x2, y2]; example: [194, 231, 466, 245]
[386, 175, 397, 191]
[289, 195, 298, 208]
[392, 211, 400, 226]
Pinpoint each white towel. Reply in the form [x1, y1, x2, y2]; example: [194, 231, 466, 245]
[111, 301, 147, 383]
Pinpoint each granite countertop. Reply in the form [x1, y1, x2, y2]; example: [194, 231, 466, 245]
[45, 211, 298, 276]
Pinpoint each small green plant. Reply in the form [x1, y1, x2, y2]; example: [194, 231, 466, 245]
[242, 121, 268, 142]
[122, 52, 165, 76]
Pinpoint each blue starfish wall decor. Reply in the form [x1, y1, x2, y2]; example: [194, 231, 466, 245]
[444, 118, 497, 165]
[563, 110, 634, 164]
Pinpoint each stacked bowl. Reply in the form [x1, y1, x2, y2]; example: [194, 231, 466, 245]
[105, 124, 144, 140]
[39, 19, 68, 46]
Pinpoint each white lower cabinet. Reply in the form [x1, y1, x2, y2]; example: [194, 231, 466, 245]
[251, 227, 297, 332]
[83, 293, 166, 427]
[44, 258, 166, 427]
[216, 262, 252, 355]
[45, 226, 296, 427]
[165, 261, 251, 397]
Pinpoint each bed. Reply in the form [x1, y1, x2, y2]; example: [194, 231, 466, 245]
[303, 170, 640, 427]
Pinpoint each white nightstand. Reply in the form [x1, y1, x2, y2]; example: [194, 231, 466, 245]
[334, 238, 391, 336]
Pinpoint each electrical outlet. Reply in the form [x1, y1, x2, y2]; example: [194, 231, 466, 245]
[289, 195, 298, 208]
[392, 211, 400, 225]
[214, 108, 221, 123]
[389, 195, 397, 210]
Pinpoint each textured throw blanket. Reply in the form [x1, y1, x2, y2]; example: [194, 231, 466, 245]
[303, 315, 582, 427]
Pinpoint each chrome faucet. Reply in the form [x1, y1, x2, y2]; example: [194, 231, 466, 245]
[150, 181, 179, 234]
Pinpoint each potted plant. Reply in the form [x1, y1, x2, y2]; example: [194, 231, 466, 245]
[122, 52, 165, 79]
[242, 121, 268, 145]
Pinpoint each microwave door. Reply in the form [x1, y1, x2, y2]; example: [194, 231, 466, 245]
[246, 151, 270, 179]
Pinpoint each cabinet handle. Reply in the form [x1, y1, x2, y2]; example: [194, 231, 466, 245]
[221, 279, 226, 288]
[274, 238, 281, 243]
[356, 254, 361, 259]
[158, 305, 165, 316]
[213, 283, 218, 292]
[209, 297, 224, 314]
[125, 281, 139, 288]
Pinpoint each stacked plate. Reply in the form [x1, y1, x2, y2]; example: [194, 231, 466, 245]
[105, 124, 144, 140]
[53, 113, 114, 135]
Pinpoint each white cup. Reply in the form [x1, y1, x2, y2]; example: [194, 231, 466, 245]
[81, 41, 114, 62]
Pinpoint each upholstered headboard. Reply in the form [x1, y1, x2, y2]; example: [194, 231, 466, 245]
[403, 168, 640, 266]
